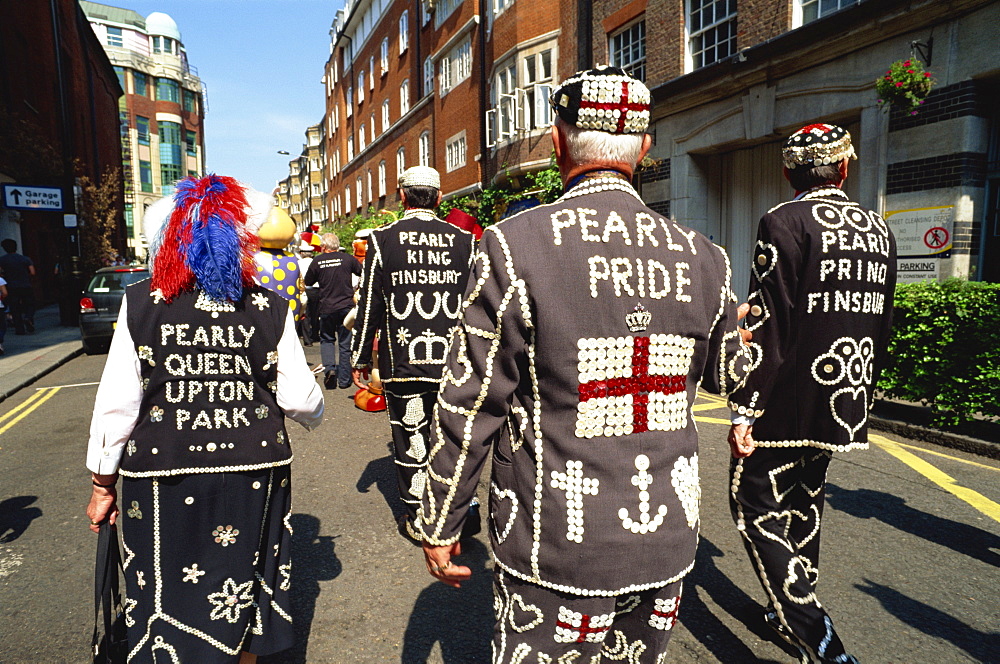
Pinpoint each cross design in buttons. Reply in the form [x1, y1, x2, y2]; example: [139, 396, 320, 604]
[618, 454, 667, 534]
[550, 460, 599, 543]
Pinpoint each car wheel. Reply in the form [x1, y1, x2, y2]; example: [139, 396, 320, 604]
[82, 339, 105, 355]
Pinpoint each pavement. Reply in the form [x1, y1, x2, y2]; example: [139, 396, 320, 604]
[0, 304, 83, 403]
[1, 309, 995, 459]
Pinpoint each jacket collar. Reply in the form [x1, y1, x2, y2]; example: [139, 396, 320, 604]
[401, 208, 438, 221]
[797, 186, 848, 202]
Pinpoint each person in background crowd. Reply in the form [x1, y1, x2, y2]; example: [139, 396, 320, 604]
[0, 268, 8, 354]
[85, 175, 323, 663]
[305, 233, 361, 389]
[417, 67, 753, 662]
[351, 165, 477, 544]
[727, 124, 897, 664]
[0, 239, 35, 335]
[296, 235, 318, 347]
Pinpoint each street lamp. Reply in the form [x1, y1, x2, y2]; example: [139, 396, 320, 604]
[277, 150, 290, 155]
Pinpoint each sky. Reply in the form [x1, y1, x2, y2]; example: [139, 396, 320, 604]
[121, 0, 339, 192]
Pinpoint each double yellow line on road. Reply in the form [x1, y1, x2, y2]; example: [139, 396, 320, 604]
[0, 387, 62, 436]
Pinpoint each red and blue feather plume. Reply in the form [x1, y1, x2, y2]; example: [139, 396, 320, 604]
[150, 175, 259, 302]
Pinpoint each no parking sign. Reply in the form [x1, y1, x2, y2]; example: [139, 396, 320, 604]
[884, 206, 953, 257]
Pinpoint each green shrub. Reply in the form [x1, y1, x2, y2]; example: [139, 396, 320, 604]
[878, 279, 1000, 426]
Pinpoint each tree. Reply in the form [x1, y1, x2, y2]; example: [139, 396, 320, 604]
[77, 164, 123, 274]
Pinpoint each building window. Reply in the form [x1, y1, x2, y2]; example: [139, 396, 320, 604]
[106, 26, 123, 48]
[380, 38, 389, 75]
[359, 124, 366, 152]
[492, 62, 516, 141]
[423, 57, 434, 97]
[378, 160, 387, 197]
[152, 35, 174, 54]
[796, 0, 862, 25]
[151, 35, 160, 53]
[396, 147, 405, 182]
[133, 73, 147, 97]
[356, 176, 363, 209]
[358, 73, 365, 103]
[524, 48, 555, 128]
[185, 130, 197, 156]
[369, 56, 375, 89]
[113, 66, 126, 89]
[367, 170, 373, 202]
[346, 87, 353, 117]
[436, 0, 462, 28]
[370, 114, 376, 141]
[418, 131, 430, 166]
[157, 78, 180, 103]
[610, 21, 646, 81]
[440, 39, 472, 95]
[446, 132, 466, 172]
[136, 116, 150, 146]
[139, 160, 153, 193]
[400, 79, 410, 114]
[399, 11, 409, 53]
[347, 136, 355, 161]
[382, 100, 391, 132]
[334, 104, 340, 129]
[688, 0, 737, 70]
[312, 183, 321, 196]
[344, 186, 350, 213]
[183, 89, 198, 113]
[492, 0, 515, 18]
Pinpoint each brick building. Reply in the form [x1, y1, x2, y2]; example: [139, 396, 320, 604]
[82, 2, 207, 259]
[0, 0, 125, 299]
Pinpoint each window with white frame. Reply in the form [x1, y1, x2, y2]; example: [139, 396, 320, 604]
[370, 115, 376, 142]
[400, 79, 410, 114]
[795, 0, 862, 26]
[359, 124, 366, 152]
[423, 57, 434, 97]
[440, 38, 472, 95]
[610, 20, 646, 81]
[347, 136, 355, 161]
[310, 158, 320, 170]
[356, 176, 363, 209]
[382, 100, 391, 132]
[445, 132, 466, 172]
[435, 0, 462, 28]
[367, 170, 373, 202]
[344, 187, 350, 213]
[380, 38, 389, 74]
[369, 57, 375, 89]
[378, 161, 387, 197]
[491, 62, 517, 142]
[333, 150, 341, 174]
[312, 183, 321, 196]
[418, 131, 431, 166]
[396, 147, 405, 182]
[524, 48, 554, 128]
[399, 11, 409, 53]
[688, 0, 737, 70]
[492, 0, 515, 18]
[357, 73, 365, 103]
[346, 87, 353, 117]
[106, 26, 123, 47]
[421, 0, 432, 25]
[327, 113, 334, 135]
[333, 104, 340, 129]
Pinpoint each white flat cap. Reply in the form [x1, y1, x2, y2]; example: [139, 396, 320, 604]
[398, 165, 440, 189]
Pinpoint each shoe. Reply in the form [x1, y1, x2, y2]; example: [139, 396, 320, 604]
[338, 382, 353, 389]
[303, 341, 313, 347]
[323, 372, 337, 389]
[397, 514, 422, 546]
[764, 608, 859, 664]
[312, 364, 326, 375]
[460, 499, 481, 539]
[24, 320, 34, 334]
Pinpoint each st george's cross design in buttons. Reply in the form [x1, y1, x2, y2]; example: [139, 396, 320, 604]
[575, 334, 695, 438]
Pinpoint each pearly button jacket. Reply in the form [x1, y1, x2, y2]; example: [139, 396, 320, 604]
[119, 284, 291, 477]
[728, 187, 898, 451]
[418, 176, 753, 596]
[351, 208, 476, 383]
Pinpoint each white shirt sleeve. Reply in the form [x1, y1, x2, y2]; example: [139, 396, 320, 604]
[730, 412, 757, 426]
[86, 298, 142, 474]
[276, 307, 325, 429]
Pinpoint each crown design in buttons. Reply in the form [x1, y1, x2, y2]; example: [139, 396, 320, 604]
[626, 303, 651, 332]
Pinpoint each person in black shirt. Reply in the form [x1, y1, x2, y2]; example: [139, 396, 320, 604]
[0, 239, 35, 334]
[304, 234, 361, 389]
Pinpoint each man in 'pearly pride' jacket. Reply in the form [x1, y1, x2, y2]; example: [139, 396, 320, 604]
[727, 124, 897, 664]
[350, 165, 476, 543]
[417, 67, 754, 663]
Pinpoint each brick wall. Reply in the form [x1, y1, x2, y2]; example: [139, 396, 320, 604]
[638, 157, 670, 184]
[885, 152, 987, 194]
[737, 0, 792, 50]
[888, 80, 989, 132]
[647, 199, 670, 216]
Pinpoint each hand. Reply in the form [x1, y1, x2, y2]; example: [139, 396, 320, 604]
[728, 423, 755, 459]
[352, 367, 370, 390]
[86, 485, 119, 534]
[422, 541, 472, 588]
[736, 303, 752, 344]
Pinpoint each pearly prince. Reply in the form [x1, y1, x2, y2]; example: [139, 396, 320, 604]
[418, 67, 753, 663]
[350, 165, 476, 543]
[727, 124, 897, 664]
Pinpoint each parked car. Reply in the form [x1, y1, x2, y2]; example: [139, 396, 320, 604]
[79, 266, 149, 354]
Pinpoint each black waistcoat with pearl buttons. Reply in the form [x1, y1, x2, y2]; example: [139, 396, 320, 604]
[119, 283, 291, 477]
[728, 187, 898, 452]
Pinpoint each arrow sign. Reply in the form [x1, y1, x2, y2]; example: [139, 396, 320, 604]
[2, 184, 64, 211]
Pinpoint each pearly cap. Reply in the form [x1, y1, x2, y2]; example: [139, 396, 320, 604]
[782, 124, 857, 169]
[550, 66, 651, 134]
[398, 165, 440, 189]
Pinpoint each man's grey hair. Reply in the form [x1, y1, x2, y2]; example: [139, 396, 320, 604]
[321, 233, 340, 252]
[555, 117, 645, 168]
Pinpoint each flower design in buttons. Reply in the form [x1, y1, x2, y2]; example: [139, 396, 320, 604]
[267, 380, 278, 393]
[207, 577, 254, 623]
[276, 431, 285, 445]
[126, 440, 136, 456]
[127, 501, 142, 519]
[137, 346, 155, 366]
[182, 563, 206, 583]
[251, 292, 270, 310]
[212, 525, 239, 547]
[255, 405, 269, 420]
[149, 405, 164, 423]
[263, 351, 279, 370]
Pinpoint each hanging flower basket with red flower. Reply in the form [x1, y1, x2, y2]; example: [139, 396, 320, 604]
[875, 59, 935, 115]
